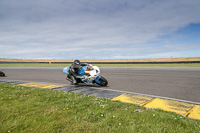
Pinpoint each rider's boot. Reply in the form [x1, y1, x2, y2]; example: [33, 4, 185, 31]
[70, 75, 77, 85]
[66, 75, 72, 82]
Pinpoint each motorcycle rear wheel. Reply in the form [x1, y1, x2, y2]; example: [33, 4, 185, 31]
[96, 76, 108, 86]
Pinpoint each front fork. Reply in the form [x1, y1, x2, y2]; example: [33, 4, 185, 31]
[95, 75, 102, 84]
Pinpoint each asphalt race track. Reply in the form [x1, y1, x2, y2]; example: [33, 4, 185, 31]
[0, 67, 200, 103]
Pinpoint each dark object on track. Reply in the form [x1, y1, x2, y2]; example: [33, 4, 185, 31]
[0, 71, 5, 77]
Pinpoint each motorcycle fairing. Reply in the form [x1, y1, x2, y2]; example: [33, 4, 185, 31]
[63, 66, 70, 74]
[77, 66, 87, 76]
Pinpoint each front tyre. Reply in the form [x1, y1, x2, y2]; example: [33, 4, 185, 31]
[96, 76, 108, 86]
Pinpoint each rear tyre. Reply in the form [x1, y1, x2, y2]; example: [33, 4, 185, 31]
[96, 76, 108, 86]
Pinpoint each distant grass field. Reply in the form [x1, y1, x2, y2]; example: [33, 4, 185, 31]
[1, 83, 200, 132]
[0, 63, 200, 67]
[1, 57, 200, 63]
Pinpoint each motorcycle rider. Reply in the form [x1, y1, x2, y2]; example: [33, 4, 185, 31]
[67, 59, 93, 85]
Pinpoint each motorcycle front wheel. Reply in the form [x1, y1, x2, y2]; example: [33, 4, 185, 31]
[96, 76, 108, 87]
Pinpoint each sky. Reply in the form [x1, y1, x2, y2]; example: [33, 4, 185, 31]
[0, 0, 200, 60]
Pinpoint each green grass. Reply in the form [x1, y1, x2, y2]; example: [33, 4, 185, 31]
[0, 83, 200, 132]
[1, 63, 200, 67]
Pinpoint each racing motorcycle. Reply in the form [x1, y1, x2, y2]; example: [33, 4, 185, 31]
[63, 65, 108, 86]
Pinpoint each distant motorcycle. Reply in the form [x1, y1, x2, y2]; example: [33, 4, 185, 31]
[0, 71, 5, 77]
[63, 65, 108, 86]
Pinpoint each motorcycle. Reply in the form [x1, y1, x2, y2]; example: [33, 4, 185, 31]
[63, 65, 108, 86]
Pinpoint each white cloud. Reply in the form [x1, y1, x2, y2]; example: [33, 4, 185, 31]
[0, 0, 200, 59]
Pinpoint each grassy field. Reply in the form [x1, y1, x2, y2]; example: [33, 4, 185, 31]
[0, 63, 200, 67]
[0, 83, 200, 132]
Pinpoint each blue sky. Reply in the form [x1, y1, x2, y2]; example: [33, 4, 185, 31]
[0, 0, 200, 59]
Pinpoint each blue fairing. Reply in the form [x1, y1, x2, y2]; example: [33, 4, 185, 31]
[63, 66, 70, 74]
[81, 66, 87, 71]
[77, 66, 87, 76]
[96, 75, 102, 83]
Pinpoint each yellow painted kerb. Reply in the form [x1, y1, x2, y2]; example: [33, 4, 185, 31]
[18, 82, 37, 86]
[187, 105, 200, 120]
[112, 93, 153, 105]
[39, 84, 66, 89]
[18, 82, 66, 89]
[144, 98, 194, 115]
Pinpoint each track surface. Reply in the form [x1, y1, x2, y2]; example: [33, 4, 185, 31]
[1, 67, 200, 103]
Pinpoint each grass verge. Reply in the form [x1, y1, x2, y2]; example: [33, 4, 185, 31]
[0, 63, 200, 67]
[0, 83, 200, 132]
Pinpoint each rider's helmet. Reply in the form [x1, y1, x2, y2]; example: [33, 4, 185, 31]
[73, 59, 81, 69]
